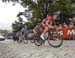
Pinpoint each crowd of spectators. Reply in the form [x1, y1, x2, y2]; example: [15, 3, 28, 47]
[54, 17, 75, 30]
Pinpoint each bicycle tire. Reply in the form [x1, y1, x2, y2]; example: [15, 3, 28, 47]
[23, 39, 28, 44]
[34, 36, 43, 46]
[48, 32, 63, 48]
[30, 39, 34, 43]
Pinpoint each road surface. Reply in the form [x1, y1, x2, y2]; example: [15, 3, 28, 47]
[0, 39, 75, 58]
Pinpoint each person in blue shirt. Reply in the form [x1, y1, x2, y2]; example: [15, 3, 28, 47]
[21, 26, 28, 40]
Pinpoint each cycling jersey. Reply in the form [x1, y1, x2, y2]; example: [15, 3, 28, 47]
[47, 16, 53, 22]
[41, 16, 53, 28]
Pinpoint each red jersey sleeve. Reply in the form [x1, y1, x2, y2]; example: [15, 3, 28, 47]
[47, 16, 53, 22]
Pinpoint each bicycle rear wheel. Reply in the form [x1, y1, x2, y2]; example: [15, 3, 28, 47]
[48, 32, 63, 48]
[30, 39, 34, 43]
[34, 36, 43, 46]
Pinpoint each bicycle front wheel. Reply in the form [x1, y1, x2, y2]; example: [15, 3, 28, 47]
[48, 33, 63, 48]
[23, 38, 28, 44]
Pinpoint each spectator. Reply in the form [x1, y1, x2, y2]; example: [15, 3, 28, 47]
[69, 22, 74, 28]
[62, 22, 68, 28]
[58, 24, 62, 30]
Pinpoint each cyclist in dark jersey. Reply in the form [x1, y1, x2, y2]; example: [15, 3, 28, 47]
[40, 15, 58, 40]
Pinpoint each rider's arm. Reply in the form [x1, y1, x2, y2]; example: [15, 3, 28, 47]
[41, 22, 46, 27]
[46, 20, 50, 27]
[46, 20, 54, 28]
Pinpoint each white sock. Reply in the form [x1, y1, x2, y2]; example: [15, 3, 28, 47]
[40, 35, 45, 40]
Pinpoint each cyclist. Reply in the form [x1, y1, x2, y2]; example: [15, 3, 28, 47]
[21, 26, 28, 40]
[33, 23, 43, 33]
[40, 14, 59, 40]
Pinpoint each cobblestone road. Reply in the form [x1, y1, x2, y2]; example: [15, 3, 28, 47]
[0, 39, 75, 58]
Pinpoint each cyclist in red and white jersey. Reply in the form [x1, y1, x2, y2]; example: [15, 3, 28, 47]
[40, 15, 58, 40]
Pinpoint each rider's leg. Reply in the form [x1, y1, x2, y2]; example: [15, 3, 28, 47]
[40, 27, 48, 40]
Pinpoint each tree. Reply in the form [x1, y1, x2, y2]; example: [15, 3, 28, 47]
[2, 0, 73, 28]
[12, 17, 25, 32]
[1, 0, 57, 18]
[25, 17, 41, 29]
[2, 0, 73, 18]
[0, 29, 8, 34]
[58, 0, 72, 17]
